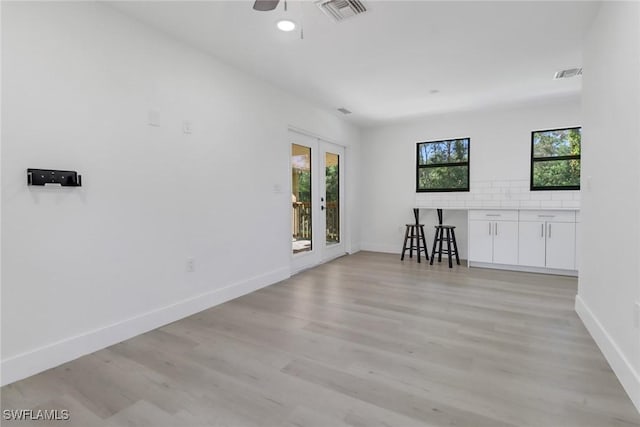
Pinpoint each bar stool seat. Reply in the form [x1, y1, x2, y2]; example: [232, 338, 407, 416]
[401, 223, 429, 263]
[430, 225, 460, 268]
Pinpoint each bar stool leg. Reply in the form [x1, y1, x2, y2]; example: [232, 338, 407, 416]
[437, 229, 444, 263]
[419, 225, 429, 261]
[401, 225, 410, 260]
[430, 227, 439, 265]
[451, 228, 460, 265]
[409, 225, 415, 259]
[446, 228, 453, 268]
[416, 225, 421, 263]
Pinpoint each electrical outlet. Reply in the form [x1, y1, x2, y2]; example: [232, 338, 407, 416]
[186, 258, 195, 273]
[183, 120, 192, 134]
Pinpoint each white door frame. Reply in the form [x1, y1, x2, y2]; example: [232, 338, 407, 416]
[289, 128, 347, 274]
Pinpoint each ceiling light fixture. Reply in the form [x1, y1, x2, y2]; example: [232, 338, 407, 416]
[277, 19, 296, 32]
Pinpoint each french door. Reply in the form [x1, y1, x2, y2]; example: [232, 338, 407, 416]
[290, 130, 345, 273]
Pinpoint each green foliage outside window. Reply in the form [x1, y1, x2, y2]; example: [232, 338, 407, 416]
[325, 165, 339, 203]
[416, 138, 470, 192]
[531, 128, 581, 190]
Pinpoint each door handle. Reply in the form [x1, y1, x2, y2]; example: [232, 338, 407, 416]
[548, 223, 552, 238]
[541, 223, 544, 238]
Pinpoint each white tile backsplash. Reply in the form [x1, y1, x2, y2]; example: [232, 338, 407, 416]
[415, 179, 581, 210]
[541, 200, 563, 208]
[531, 193, 552, 201]
[562, 200, 581, 208]
[551, 192, 575, 201]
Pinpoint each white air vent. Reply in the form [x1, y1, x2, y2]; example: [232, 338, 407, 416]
[316, 0, 367, 22]
[554, 68, 583, 79]
[337, 107, 352, 115]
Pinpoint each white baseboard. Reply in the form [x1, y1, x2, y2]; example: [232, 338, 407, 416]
[360, 242, 401, 254]
[0, 267, 290, 386]
[575, 294, 640, 413]
[469, 261, 578, 277]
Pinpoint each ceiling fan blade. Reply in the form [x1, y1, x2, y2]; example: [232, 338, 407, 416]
[253, 0, 280, 11]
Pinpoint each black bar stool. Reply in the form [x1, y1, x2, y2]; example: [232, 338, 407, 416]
[430, 224, 460, 268]
[401, 208, 429, 262]
[401, 223, 429, 262]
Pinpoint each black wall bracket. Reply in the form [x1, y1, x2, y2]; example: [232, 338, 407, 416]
[27, 169, 82, 187]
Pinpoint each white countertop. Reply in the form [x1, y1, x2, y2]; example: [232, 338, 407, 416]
[415, 206, 579, 211]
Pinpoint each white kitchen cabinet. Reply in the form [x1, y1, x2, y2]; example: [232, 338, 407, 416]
[469, 210, 518, 265]
[518, 221, 546, 267]
[469, 220, 494, 263]
[545, 222, 576, 270]
[518, 211, 576, 271]
[492, 221, 519, 264]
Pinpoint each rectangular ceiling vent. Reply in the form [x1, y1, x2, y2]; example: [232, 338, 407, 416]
[554, 68, 583, 79]
[316, 0, 367, 22]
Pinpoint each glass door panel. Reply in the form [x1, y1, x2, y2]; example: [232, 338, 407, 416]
[325, 151, 340, 245]
[292, 143, 312, 254]
[320, 141, 345, 262]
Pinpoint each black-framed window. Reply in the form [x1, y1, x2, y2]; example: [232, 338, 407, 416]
[416, 138, 470, 192]
[531, 127, 581, 191]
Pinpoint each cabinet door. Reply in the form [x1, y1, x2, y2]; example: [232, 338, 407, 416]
[546, 222, 576, 270]
[469, 220, 493, 263]
[518, 221, 546, 267]
[492, 221, 518, 265]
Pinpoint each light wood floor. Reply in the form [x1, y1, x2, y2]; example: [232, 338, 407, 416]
[2, 251, 639, 427]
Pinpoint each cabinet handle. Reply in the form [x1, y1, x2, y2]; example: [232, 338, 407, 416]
[541, 223, 544, 238]
[488, 223, 492, 235]
[486, 214, 501, 217]
[495, 222, 498, 236]
[548, 223, 552, 238]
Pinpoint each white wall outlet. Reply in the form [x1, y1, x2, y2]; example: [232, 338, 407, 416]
[183, 120, 192, 134]
[148, 109, 160, 127]
[186, 258, 195, 273]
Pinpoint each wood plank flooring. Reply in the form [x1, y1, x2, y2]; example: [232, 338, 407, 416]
[2, 251, 639, 426]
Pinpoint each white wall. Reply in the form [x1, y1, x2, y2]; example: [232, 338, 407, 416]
[0, 1, 360, 385]
[360, 98, 581, 258]
[576, 1, 640, 413]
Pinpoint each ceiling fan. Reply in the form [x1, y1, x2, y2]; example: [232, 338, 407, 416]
[253, 0, 280, 11]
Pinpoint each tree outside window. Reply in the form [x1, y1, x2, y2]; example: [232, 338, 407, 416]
[531, 127, 581, 190]
[416, 138, 470, 192]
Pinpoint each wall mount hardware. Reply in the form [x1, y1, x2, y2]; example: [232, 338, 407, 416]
[27, 169, 82, 187]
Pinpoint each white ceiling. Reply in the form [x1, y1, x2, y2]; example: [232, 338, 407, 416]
[109, 1, 600, 127]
